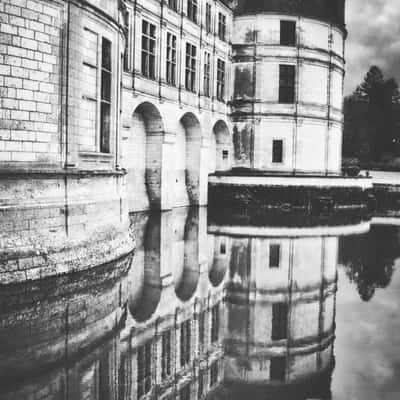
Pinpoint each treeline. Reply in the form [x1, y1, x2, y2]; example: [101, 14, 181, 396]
[343, 66, 400, 167]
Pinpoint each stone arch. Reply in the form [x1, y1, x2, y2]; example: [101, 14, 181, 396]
[210, 120, 232, 173]
[179, 112, 202, 205]
[127, 102, 164, 211]
[129, 213, 162, 322]
[175, 208, 200, 302]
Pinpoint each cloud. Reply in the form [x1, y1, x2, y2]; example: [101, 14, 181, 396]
[345, 0, 400, 94]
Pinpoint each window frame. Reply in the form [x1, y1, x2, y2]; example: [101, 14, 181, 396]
[272, 139, 284, 164]
[216, 58, 226, 102]
[166, 32, 177, 86]
[185, 42, 197, 93]
[280, 20, 296, 46]
[279, 64, 296, 104]
[218, 12, 226, 41]
[187, 0, 198, 24]
[141, 19, 157, 80]
[203, 51, 211, 97]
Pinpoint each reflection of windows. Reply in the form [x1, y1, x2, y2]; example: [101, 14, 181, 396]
[166, 32, 177, 86]
[198, 370, 205, 398]
[279, 64, 295, 104]
[271, 302, 288, 340]
[270, 356, 286, 381]
[180, 383, 191, 400]
[137, 341, 152, 397]
[180, 320, 191, 367]
[141, 20, 156, 80]
[210, 361, 219, 386]
[187, 0, 198, 23]
[280, 20, 296, 46]
[198, 311, 205, 352]
[272, 140, 283, 164]
[161, 330, 172, 379]
[206, 3, 212, 33]
[269, 244, 280, 268]
[211, 305, 219, 343]
[185, 43, 197, 92]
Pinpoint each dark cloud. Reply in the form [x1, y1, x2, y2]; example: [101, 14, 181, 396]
[345, 0, 400, 94]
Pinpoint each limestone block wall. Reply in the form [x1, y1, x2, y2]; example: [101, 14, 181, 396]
[231, 13, 346, 175]
[0, 0, 134, 282]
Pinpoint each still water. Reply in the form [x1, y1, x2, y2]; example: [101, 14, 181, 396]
[1, 208, 400, 400]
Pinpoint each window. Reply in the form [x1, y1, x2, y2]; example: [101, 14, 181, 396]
[222, 150, 229, 160]
[137, 341, 152, 397]
[185, 43, 197, 92]
[203, 52, 211, 97]
[272, 140, 283, 164]
[187, 0, 198, 23]
[280, 20, 296, 46]
[123, 10, 131, 71]
[271, 302, 288, 340]
[217, 59, 225, 102]
[206, 3, 212, 33]
[198, 311, 205, 352]
[269, 244, 280, 268]
[166, 33, 177, 86]
[210, 362, 219, 386]
[161, 330, 172, 379]
[211, 304, 219, 343]
[180, 320, 191, 367]
[218, 13, 226, 41]
[279, 64, 295, 103]
[100, 38, 111, 153]
[270, 357, 286, 381]
[141, 20, 156, 80]
[220, 240, 226, 254]
[168, 0, 178, 11]
[81, 29, 112, 154]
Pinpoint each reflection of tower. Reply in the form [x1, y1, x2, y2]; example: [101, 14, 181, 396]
[211, 228, 339, 399]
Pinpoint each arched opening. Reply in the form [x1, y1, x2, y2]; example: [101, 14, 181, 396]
[126, 102, 164, 211]
[210, 120, 232, 174]
[129, 213, 162, 322]
[175, 208, 200, 302]
[174, 113, 202, 206]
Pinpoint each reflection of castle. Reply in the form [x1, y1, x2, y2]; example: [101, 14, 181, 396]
[209, 226, 341, 399]
[1, 209, 374, 399]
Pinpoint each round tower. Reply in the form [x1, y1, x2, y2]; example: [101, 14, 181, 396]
[231, 0, 346, 175]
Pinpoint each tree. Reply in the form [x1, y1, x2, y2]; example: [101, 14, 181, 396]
[343, 66, 400, 162]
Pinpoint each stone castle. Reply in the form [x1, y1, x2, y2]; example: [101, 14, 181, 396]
[0, 0, 356, 285]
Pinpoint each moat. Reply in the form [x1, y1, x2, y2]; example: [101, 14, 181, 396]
[1, 208, 400, 400]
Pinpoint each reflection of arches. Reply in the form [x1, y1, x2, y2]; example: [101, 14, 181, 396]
[175, 208, 200, 302]
[129, 213, 162, 322]
[128, 102, 164, 211]
[210, 120, 232, 173]
[180, 113, 202, 204]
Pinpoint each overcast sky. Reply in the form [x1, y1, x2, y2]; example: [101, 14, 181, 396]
[345, 0, 400, 95]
